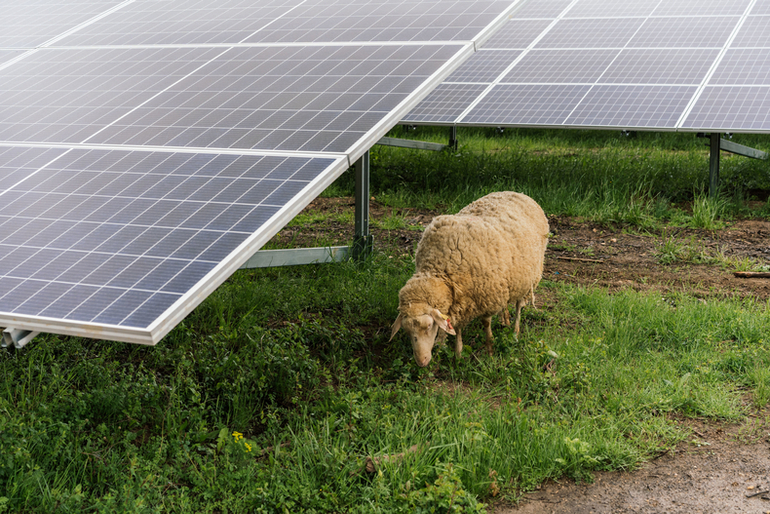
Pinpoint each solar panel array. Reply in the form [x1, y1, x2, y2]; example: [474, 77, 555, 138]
[405, 0, 770, 133]
[0, 0, 518, 344]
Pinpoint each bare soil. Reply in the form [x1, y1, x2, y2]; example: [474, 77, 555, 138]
[270, 197, 770, 513]
[272, 197, 770, 302]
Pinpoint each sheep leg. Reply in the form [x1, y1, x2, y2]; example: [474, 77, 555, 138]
[454, 328, 463, 358]
[482, 316, 494, 356]
[500, 307, 510, 327]
[513, 299, 525, 337]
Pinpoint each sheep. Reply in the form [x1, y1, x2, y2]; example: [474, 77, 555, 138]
[390, 192, 548, 367]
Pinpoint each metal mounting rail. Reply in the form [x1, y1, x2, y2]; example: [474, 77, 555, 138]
[376, 136, 447, 152]
[2, 328, 40, 349]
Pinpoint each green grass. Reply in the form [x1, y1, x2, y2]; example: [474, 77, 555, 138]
[3, 268, 770, 512]
[330, 127, 770, 227]
[3, 128, 770, 512]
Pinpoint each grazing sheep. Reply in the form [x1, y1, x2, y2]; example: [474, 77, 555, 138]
[390, 192, 548, 367]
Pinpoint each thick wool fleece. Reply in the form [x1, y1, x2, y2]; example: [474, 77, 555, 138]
[456, 191, 549, 309]
[395, 192, 548, 364]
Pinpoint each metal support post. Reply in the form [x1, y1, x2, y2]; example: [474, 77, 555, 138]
[709, 133, 720, 199]
[353, 151, 373, 260]
[449, 126, 458, 151]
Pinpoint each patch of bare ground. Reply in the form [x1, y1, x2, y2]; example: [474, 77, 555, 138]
[497, 410, 770, 514]
[272, 197, 770, 513]
[271, 197, 770, 302]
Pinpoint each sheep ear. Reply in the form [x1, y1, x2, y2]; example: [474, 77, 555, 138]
[431, 309, 456, 335]
[389, 313, 403, 341]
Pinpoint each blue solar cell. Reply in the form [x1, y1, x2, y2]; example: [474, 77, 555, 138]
[565, 85, 697, 128]
[682, 86, 770, 131]
[0, 147, 338, 336]
[463, 84, 591, 125]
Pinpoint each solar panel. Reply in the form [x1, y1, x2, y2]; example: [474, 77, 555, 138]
[0, 146, 343, 343]
[0, 0, 124, 48]
[53, 0, 512, 46]
[405, 83, 489, 123]
[0, 0, 518, 344]
[406, 0, 770, 133]
[85, 44, 465, 153]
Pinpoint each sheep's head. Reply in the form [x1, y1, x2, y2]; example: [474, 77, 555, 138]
[389, 305, 456, 367]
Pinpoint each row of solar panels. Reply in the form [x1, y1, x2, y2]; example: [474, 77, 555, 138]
[2, 0, 770, 347]
[0, 0, 516, 344]
[406, 0, 770, 132]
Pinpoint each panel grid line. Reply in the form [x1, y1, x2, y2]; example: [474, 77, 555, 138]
[674, 0, 759, 128]
[559, 4, 663, 123]
[454, 0, 582, 123]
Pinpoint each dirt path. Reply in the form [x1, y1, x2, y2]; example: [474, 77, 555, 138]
[497, 415, 770, 514]
[272, 197, 770, 513]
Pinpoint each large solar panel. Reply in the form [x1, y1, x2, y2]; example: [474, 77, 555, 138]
[0, 0, 519, 344]
[406, 0, 770, 133]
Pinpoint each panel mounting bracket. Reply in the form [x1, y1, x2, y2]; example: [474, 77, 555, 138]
[377, 136, 446, 152]
[697, 133, 768, 198]
[2, 328, 40, 349]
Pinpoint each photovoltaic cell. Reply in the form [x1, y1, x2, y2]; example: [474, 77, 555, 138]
[501, 49, 619, 84]
[0, 50, 25, 66]
[682, 86, 770, 131]
[482, 19, 553, 49]
[0, 0, 123, 48]
[244, 0, 515, 43]
[710, 49, 770, 85]
[752, 2, 770, 16]
[600, 49, 720, 85]
[86, 44, 464, 153]
[651, 0, 751, 16]
[510, 0, 572, 19]
[0, 146, 67, 195]
[54, 0, 513, 46]
[445, 50, 522, 82]
[731, 16, 770, 48]
[410, 0, 770, 133]
[564, 85, 697, 128]
[565, 0, 660, 18]
[463, 84, 591, 126]
[535, 18, 643, 49]
[402, 83, 488, 123]
[0, 47, 226, 145]
[0, 147, 338, 335]
[55, 0, 304, 47]
[627, 17, 739, 48]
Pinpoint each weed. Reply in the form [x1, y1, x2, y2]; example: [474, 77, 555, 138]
[690, 194, 729, 229]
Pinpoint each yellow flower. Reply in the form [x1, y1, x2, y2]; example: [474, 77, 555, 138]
[245, 443, 252, 452]
[232, 431, 243, 442]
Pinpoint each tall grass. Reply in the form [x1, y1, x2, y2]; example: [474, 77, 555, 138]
[3, 262, 770, 512]
[327, 127, 770, 226]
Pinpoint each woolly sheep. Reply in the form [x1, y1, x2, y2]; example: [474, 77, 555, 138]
[390, 192, 548, 367]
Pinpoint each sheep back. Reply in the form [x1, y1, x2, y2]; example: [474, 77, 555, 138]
[457, 191, 549, 299]
[413, 214, 523, 328]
